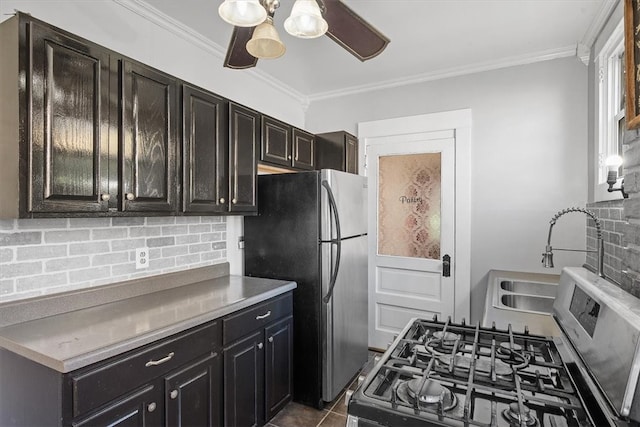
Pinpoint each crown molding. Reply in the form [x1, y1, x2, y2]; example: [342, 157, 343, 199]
[308, 45, 577, 102]
[112, 0, 309, 105]
[581, 0, 620, 52]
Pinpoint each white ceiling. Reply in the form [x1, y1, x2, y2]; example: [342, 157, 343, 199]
[140, 0, 615, 101]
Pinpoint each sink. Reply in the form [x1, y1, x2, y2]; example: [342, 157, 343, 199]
[482, 270, 561, 336]
[500, 294, 555, 313]
[499, 280, 557, 298]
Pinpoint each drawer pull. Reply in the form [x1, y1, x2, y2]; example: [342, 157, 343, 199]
[145, 352, 175, 367]
[256, 310, 271, 320]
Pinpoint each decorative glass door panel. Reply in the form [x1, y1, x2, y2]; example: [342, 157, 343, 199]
[378, 153, 441, 259]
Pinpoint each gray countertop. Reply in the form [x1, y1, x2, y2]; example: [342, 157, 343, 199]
[0, 267, 296, 373]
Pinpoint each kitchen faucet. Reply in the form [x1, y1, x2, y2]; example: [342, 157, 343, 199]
[542, 207, 604, 278]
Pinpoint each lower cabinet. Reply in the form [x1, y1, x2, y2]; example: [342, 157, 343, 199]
[0, 293, 292, 427]
[223, 293, 293, 427]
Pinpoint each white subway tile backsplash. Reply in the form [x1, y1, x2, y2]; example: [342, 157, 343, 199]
[45, 256, 91, 272]
[0, 216, 227, 303]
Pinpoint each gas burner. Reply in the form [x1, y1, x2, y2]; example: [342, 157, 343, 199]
[502, 402, 538, 426]
[498, 342, 523, 355]
[396, 378, 457, 411]
[437, 354, 513, 381]
[432, 331, 460, 347]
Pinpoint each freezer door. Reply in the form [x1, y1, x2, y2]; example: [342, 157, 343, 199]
[322, 235, 368, 402]
[320, 170, 367, 240]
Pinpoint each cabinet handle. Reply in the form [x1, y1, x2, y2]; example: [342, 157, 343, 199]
[126, 193, 136, 201]
[147, 402, 156, 413]
[220, 198, 225, 204]
[170, 389, 178, 399]
[268, 336, 274, 343]
[232, 198, 237, 204]
[101, 194, 110, 201]
[145, 352, 175, 367]
[255, 310, 271, 320]
[257, 342, 263, 349]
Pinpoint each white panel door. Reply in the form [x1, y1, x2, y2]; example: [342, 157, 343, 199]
[367, 131, 455, 350]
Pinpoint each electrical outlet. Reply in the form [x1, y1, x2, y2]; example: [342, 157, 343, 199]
[135, 247, 149, 269]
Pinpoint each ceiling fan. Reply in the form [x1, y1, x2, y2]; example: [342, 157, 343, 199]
[218, 0, 390, 69]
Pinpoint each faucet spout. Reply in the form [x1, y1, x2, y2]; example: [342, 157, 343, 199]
[543, 207, 604, 278]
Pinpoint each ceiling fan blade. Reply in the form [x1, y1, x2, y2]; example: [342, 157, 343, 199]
[224, 26, 258, 69]
[322, 0, 390, 61]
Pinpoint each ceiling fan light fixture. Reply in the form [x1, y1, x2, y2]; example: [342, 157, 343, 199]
[284, 0, 328, 39]
[246, 16, 286, 59]
[218, 0, 267, 27]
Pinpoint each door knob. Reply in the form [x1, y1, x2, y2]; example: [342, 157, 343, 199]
[442, 254, 451, 277]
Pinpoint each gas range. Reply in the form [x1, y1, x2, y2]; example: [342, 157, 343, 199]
[347, 267, 640, 427]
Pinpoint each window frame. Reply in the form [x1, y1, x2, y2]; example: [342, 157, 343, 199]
[594, 19, 625, 202]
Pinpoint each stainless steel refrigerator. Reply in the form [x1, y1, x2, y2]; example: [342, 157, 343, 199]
[244, 169, 368, 408]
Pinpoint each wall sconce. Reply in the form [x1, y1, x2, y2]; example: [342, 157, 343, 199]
[605, 155, 629, 198]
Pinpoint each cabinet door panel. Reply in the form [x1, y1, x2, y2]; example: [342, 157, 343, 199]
[345, 134, 358, 174]
[72, 384, 161, 427]
[229, 103, 258, 213]
[261, 116, 291, 167]
[122, 61, 177, 212]
[224, 330, 264, 427]
[265, 315, 293, 422]
[292, 129, 314, 170]
[29, 22, 111, 213]
[165, 352, 222, 427]
[182, 85, 228, 214]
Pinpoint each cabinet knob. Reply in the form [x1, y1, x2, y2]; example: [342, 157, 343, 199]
[232, 198, 237, 204]
[268, 336, 274, 343]
[101, 194, 110, 201]
[257, 342, 263, 350]
[125, 193, 136, 201]
[220, 198, 225, 204]
[288, 155, 292, 160]
[170, 389, 178, 400]
[147, 402, 156, 413]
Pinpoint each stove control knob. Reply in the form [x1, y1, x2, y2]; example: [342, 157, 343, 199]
[357, 375, 365, 387]
[374, 356, 381, 364]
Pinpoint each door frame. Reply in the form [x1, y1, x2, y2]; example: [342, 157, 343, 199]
[358, 109, 471, 322]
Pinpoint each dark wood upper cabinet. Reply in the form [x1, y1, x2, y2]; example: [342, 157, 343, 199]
[229, 103, 259, 214]
[121, 60, 178, 213]
[26, 21, 114, 214]
[315, 131, 359, 174]
[291, 129, 315, 170]
[260, 116, 315, 171]
[261, 116, 291, 168]
[182, 85, 229, 214]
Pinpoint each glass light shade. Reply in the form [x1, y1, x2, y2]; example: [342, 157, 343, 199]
[605, 154, 623, 170]
[284, 0, 328, 39]
[218, 0, 267, 27]
[246, 17, 286, 59]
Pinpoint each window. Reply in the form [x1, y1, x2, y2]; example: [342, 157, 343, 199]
[595, 20, 625, 200]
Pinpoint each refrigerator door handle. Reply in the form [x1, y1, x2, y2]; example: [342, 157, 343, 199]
[322, 180, 342, 304]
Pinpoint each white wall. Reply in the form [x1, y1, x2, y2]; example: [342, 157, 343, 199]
[307, 57, 589, 322]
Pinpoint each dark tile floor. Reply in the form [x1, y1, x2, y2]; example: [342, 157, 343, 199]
[267, 351, 381, 427]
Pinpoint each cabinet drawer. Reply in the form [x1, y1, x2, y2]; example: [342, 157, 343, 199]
[223, 293, 292, 345]
[70, 320, 220, 417]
